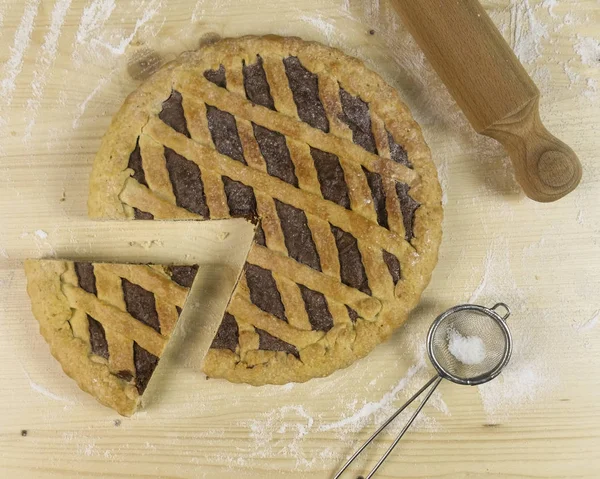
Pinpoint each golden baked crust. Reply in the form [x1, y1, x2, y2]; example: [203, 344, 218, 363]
[25, 259, 198, 415]
[88, 35, 443, 385]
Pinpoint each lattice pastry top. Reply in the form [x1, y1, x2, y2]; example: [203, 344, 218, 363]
[88, 36, 442, 385]
[25, 259, 198, 416]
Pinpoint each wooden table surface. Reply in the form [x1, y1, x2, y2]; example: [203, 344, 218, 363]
[1, 1, 599, 477]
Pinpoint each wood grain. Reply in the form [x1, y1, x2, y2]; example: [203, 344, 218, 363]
[0, 1, 599, 478]
[392, 0, 582, 202]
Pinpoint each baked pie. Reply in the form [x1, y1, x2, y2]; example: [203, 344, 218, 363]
[25, 259, 198, 415]
[44, 36, 441, 391]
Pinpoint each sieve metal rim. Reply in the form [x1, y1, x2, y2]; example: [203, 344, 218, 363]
[426, 303, 512, 386]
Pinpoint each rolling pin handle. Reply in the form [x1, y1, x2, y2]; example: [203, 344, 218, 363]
[483, 97, 582, 202]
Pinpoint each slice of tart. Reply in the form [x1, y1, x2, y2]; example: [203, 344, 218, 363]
[24, 259, 198, 416]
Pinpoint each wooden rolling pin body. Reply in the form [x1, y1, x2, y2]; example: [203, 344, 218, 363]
[392, 0, 582, 202]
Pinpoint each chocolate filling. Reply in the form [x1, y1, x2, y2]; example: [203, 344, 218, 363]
[395, 182, 420, 241]
[222, 176, 258, 221]
[346, 305, 359, 323]
[133, 208, 154, 220]
[168, 265, 199, 288]
[310, 147, 351, 209]
[299, 284, 334, 332]
[253, 123, 298, 187]
[159, 90, 190, 138]
[254, 223, 266, 247]
[206, 105, 246, 163]
[204, 64, 227, 88]
[133, 342, 159, 395]
[387, 130, 411, 168]
[75, 262, 98, 295]
[210, 312, 239, 352]
[127, 138, 147, 186]
[330, 225, 371, 295]
[245, 263, 287, 323]
[275, 200, 321, 271]
[339, 87, 377, 154]
[243, 55, 275, 110]
[382, 250, 401, 286]
[283, 56, 329, 132]
[88, 317, 109, 359]
[164, 147, 210, 217]
[256, 328, 299, 359]
[362, 167, 388, 229]
[122, 278, 160, 333]
[74, 262, 110, 358]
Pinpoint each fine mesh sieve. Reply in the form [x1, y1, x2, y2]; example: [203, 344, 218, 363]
[334, 303, 512, 479]
[427, 303, 512, 386]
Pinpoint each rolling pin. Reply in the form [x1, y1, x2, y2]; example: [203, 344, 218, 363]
[392, 0, 582, 202]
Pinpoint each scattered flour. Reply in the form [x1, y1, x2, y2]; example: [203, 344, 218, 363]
[69, 1, 164, 128]
[364, 0, 380, 20]
[222, 325, 451, 471]
[191, 0, 207, 23]
[467, 238, 559, 421]
[508, 0, 549, 64]
[75, 0, 116, 46]
[567, 29, 599, 101]
[0, 5, 5, 39]
[574, 35, 600, 66]
[468, 247, 493, 304]
[436, 155, 449, 206]
[80, 441, 97, 457]
[447, 329, 486, 366]
[89, 1, 162, 56]
[485, 0, 598, 100]
[21, 365, 75, 405]
[20, 229, 56, 256]
[317, 357, 426, 433]
[299, 14, 335, 43]
[562, 13, 574, 25]
[246, 405, 317, 468]
[577, 310, 599, 333]
[563, 63, 580, 85]
[71, 74, 113, 128]
[34, 229, 48, 239]
[541, 0, 558, 19]
[583, 78, 598, 100]
[0, 0, 41, 105]
[24, 0, 72, 141]
[29, 381, 74, 404]
[478, 358, 551, 419]
[128, 239, 163, 249]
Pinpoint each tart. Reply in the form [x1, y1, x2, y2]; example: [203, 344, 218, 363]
[88, 35, 443, 385]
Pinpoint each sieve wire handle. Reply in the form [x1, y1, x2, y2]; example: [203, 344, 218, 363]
[333, 375, 443, 479]
[362, 375, 443, 479]
[491, 303, 511, 321]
